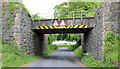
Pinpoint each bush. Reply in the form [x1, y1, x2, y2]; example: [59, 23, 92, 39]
[68, 44, 79, 50]
[55, 44, 69, 48]
[74, 46, 83, 58]
[8, 1, 30, 16]
[48, 34, 57, 44]
[43, 44, 58, 55]
[103, 31, 119, 66]
[1, 41, 39, 67]
[81, 55, 114, 67]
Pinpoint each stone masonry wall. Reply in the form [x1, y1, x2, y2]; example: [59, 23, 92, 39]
[2, 2, 47, 55]
[13, 6, 32, 53]
[2, 2, 16, 44]
[82, 1, 120, 60]
[118, 2, 120, 35]
[31, 32, 48, 55]
[2, 3, 33, 53]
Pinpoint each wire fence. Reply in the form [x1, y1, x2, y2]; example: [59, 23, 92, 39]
[32, 10, 95, 20]
[31, 10, 95, 26]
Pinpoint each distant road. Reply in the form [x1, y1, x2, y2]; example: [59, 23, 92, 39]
[20, 48, 90, 68]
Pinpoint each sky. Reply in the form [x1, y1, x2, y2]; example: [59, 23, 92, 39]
[22, 0, 68, 18]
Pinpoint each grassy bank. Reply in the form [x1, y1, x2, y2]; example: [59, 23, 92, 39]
[1, 42, 40, 67]
[55, 44, 69, 48]
[68, 44, 79, 50]
[43, 44, 58, 56]
[0, 53, 1, 69]
[73, 31, 119, 67]
[1, 42, 58, 67]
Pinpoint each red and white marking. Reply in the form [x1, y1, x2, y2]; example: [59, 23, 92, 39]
[52, 20, 59, 26]
[60, 20, 66, 26]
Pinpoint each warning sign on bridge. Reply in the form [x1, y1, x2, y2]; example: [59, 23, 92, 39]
[52, 20, 59, 26]
[60, 20, 66, 26]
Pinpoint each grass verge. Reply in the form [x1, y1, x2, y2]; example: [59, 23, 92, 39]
[43, 44, 58, 56]
[68, 44, 79, 50]
[0, 53, 1, 69]
[1, 43, 58, 67]
[55, 44, 69, 48]
[74, 46, 115, 67]
[1, 42, 40, 67]
[73, 31, 119, 67]
[73, 46, 83, 59]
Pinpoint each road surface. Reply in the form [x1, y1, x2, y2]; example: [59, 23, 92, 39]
[21, 48, 87, 67]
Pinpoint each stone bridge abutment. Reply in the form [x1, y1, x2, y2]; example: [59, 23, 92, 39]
[82, 1, 120, 60]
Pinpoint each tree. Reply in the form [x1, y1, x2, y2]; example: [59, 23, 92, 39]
[53, 2, 101, 18]
[48, 34, 57, 44]
[31, 14, 45, 20]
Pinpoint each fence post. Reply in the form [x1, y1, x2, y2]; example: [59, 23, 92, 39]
[81, 11, 83, 25]
[73, 11, 75, 20]
[58, 11, 60, 21]
[38, 19, 40, 24]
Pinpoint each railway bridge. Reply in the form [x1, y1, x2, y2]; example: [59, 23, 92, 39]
[2, 1, 120, 60]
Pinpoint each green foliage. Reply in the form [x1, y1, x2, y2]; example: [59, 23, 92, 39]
[81, 55, 114, 67]
[31, 14, 45, 20]
[104, 31, 114, 44]
[55, 44, 69, 48]
[0, 40, 1, 69]
[10, 17, 14, 23]
[66, 34, 81, 41]
[103, 31, 119, 66]
[74, 46, 83, 58]
[1, 41, 39, 67]
[56, 34, 67, 40]
[7, 17, 14, 28]
[3, 11, 7, 15]
[68, 44, 79, 50]
[56, 34, 81, 42]
[48, 34, 57, 44]
[53, 2, 102, 18]
[8, 1, 30, 16]
[43, 44, 58, 56]
[8, 2, 21, 13]
[48, 33, 81, 45]
[3, 1, 31, 28]
[1, 40, 58, 67]
[116, 34, 120, 62]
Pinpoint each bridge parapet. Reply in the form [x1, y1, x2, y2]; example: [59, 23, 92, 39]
[32, 17, 95, 29]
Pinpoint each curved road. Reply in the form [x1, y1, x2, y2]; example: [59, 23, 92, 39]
[21, 48, 88, 67]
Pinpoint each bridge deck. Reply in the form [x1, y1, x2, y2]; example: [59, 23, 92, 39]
[36, 25, 88, 29]
[33, 27, 93, 34]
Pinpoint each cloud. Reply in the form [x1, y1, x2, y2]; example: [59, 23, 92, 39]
[22, 0, 68, 18]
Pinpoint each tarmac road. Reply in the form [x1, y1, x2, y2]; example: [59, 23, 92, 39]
[20, 48, 89, 68]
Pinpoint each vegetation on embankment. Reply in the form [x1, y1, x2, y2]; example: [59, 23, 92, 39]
[73, 31, 120, 67]
[1, 41, 39, 67]
[53, 1, 102, 18]
[43, 44, 58, 56]
[1, 41, 58, 67]
[68, 44, 79, 50]
[56, 44, 69, 48]
[7, 1, 30, 16]
[2, 1, 31, 29]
